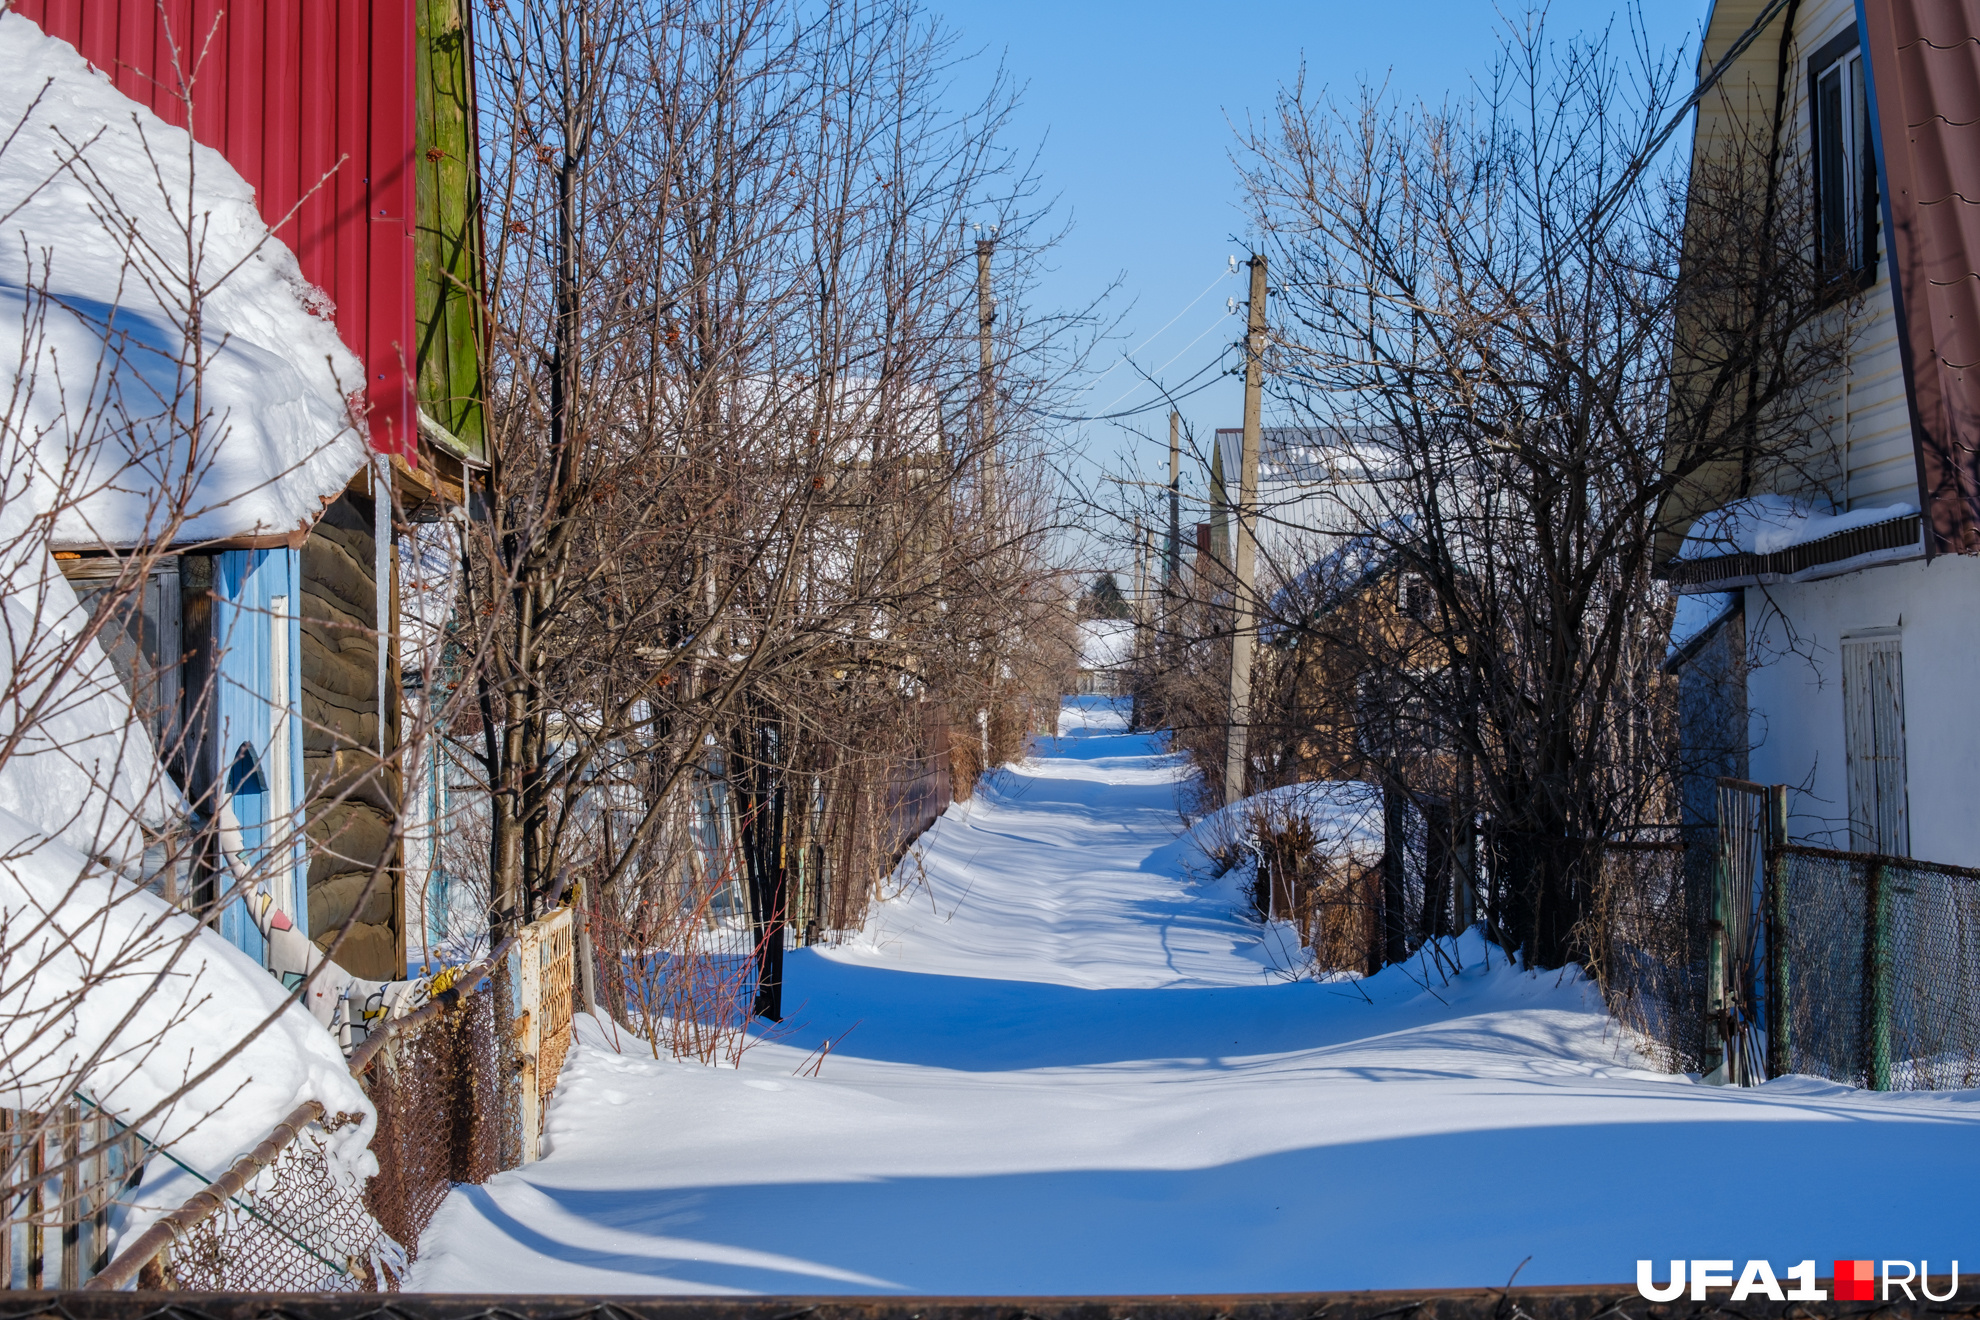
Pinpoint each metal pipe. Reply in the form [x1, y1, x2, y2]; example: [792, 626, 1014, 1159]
[345, 936, 517, 1078]
[83, 1100, 326, 1291]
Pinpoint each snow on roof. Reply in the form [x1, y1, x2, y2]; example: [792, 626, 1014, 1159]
[1, 13, 368, 550]
[1667, 591, 1737, 663]
[0, 800, 374, 1237]
[1263, 517, 1414, 641]
[1678, 495, 1919, 561]
[0, 534, 167, 862]
[1078, 618, 1134, 671]
[0, 16, 375, 1225]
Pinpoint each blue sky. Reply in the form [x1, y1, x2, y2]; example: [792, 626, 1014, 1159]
[932, 0, 1710, 539]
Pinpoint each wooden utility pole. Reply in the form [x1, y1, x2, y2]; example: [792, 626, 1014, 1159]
[1131, 523, 1149, 728]
[1138, 524, 1156, 637]
[976, 235, 998, 530]
[1224, 255, 1267, 807]
[1166, 410, 1181, 588]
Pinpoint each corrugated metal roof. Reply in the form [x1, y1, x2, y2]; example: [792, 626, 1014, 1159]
[1862, 0, 1980, 554]
[12, 0, 419, 459]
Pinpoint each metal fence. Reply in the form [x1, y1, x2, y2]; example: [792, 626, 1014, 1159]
[7, 1278, 1980, 1320]
[1590, 838, 1708, 1075]
[120, 1104, 400, 1292]
[44, 903, 582, 1293]
[1590, 779, 1980, 1091]
[1774, 843, 1980, 1091]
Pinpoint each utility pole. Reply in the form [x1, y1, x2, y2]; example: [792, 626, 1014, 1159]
[975, 230, 1001, 757]
[1224, 254, 1267, 808]
[1166, 410, 1181, 588]
[976, 233, 998, 533]
[1132, 523, 1148, 628]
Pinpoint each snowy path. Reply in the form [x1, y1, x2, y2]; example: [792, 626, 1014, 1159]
[413, 701, 1980, 1295]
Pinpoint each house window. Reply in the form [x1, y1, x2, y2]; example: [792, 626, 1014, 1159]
[61, 556, 183, 777]
[1841, 632, 1907, 855]
[1397, 572, 1430, 621]
[1812, 30, 1879, 279]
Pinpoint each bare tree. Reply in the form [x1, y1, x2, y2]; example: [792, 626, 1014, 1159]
[1130, 9, 1850, 970]
[445, 0, 1077, 1046]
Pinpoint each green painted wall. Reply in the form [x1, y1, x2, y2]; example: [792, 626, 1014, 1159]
[414, 0, 485, 461]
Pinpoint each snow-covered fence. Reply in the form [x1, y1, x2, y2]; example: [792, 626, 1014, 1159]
[83, 904, 582, 1292]
[1589, 837, 1708, 1074]
[504, 907, 576, 1166]
[92, 1102, 395, 1292]
[1199, 781, 1491, 978]
[1588, 819, 1980, 1091]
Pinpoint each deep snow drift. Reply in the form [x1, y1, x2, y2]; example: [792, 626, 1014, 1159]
[413, 699, 1980, 1295]
[0, 11, 368, 549]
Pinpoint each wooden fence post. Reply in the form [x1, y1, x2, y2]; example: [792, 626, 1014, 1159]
[26, 1114, 43, 1289]
[1765, 785, 1790, 1080]
[574, 891, 601, 1019]
[58, 1111, 77, 1290]
[516, 922, 542, 1163]
[1866, 860, 1892, 1091]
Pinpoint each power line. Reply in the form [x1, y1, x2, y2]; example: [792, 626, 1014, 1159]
[1045, 349, 1233, 423]
[1082, 265, 1237, 396]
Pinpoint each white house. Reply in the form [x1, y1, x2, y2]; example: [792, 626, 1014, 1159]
[1662, 0, 1980, 865]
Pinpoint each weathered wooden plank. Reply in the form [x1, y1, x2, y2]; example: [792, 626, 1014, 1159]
[300, 645, 381, 707]
[309, 866, 399, 929]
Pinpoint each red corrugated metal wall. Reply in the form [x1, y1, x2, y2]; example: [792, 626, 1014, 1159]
[14, 0, 417, 457]
[1862, 0, 1980, 556]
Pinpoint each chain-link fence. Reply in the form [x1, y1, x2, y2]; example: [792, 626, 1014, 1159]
[1590, 837, 1709, 1074]
[134, 1108, 400, 1292]
[1583, 792, 1980, 1091]
[1775, 844, 1980, 1091]
[357, 978, 504, 1260]
[73, 902, 582, 1293]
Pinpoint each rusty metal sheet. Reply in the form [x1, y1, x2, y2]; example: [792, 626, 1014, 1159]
[1861, 0, 1980, 554]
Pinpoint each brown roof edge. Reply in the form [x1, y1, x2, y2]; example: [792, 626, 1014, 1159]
[1657, 509, 1923, 588]
[1861, 0, 1980, 556]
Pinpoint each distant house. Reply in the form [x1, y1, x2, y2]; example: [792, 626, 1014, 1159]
[1211, 426, 1391, 583]
[7, 1, 487, 979]
[1264, 529, 1451, 788]
[1075, 620, 1134, 696]
[1658, 0, 1980, 864]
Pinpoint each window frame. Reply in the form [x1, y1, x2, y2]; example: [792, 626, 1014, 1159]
[1809, 24, 1881, 291]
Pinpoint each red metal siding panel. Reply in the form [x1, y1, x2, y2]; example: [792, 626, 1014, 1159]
[296, 0, 339, 286]
[9, 0, 419, 459]
[337, 0, 372, 426]
[368, 0, 415, 454]
[1863, 0, 1980, 554]
[76, 4, 113, 63]
[152, 0, 191, 128]
[263, 1, 299, 233]
[187, 0, 225, 145]
[222, 0, 264, 196]
[36, 1, 79, 43]
[114, 3, 150, 103]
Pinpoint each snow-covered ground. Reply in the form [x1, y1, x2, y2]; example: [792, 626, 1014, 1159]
[412, 698, 1980, 1295]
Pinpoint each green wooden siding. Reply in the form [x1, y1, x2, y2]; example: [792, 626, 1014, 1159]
[414, 0, 486, 461]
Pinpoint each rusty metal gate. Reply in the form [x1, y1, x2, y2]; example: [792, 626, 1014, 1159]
[1711, 777, 1781, 1086]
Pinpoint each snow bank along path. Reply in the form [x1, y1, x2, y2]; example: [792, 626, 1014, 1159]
[413, 700, 1980, 1295]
